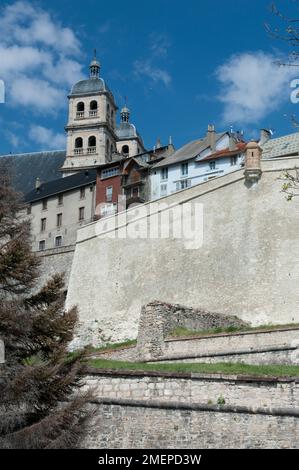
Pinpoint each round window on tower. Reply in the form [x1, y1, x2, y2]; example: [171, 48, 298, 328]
[122, 145, 129, 156]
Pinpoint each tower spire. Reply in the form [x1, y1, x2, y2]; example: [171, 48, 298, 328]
[121, 97, 130, 123]
[89, 50, 100, 79]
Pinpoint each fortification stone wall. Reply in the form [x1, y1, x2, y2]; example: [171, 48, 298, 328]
[35, 245, 75, 292]
[81, 370, 299, 449]
[66, 157, 299, 348]
[137, 301, 248, 360]
[159, 327, 299, 363]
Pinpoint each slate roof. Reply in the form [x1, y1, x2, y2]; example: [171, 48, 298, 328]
[116, 122, 139, 140]
[70, 78, 106, 96]
[0, 150, 66, 195]
[152, 133, 227, 169]
[261, 131, 299, 159]
[24, 169, 97, 203]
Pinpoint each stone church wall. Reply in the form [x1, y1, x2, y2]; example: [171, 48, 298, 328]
[66, 157, 299, 348]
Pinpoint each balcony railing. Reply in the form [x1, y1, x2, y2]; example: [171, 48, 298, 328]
[76, 111, 84, 119]
[87, 146, 96, 154]
[74, 148, 83, 155]
[89, 110, 98, 117]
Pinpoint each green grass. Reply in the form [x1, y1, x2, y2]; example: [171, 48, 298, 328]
[87, 359, 299, 377]
[66, 340, 137, 363]
[84, 339, 137, 356]
[168, 323, 299, 338]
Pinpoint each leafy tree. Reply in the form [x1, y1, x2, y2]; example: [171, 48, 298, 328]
[0, 160, 90, 449]
[266, 2, 299, 198]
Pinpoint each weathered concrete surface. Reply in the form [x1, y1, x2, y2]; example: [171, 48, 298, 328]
[81, 370, 299, 449]
[66, 157, 299, 347]
[36, 245, 75, 292]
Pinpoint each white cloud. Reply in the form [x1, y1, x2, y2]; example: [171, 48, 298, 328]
[134, 60, 172, 87]
[0, 1, 80, 54]
[133, 32, 172, 88]
[216, 52, 297, 125]
[98, 21, 111, 34]
[29, 125, 65, 149]
[149, 33, 171, 58]
[0, 1, 84, 113]
[11, 76, 65, 110]
[5, 131, 21, 148]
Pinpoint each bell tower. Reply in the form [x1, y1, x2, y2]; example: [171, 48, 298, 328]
[116, 103, 145, 158]
[61, 53, 118, 176]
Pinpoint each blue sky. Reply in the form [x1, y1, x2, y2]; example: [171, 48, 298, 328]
[1, 0, 299, 154]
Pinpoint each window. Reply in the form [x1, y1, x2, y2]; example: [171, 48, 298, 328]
[176, 180, 191, 191]
[55, 236, 62, 248]
[132, 187, 139, 197]
[209, 161, 216, 170]
[161, 167, 168, 181]
[181, 162, 189, 176]
[57, 213, 62, 228]
[80, 187, 85, 199]
[101, 167, 119, 179]
[40, 218, 46, 232]
[90, 100, 98, 110]
[100, 203, 117, 217]
[75, 137, 83, 148]
[181, 179, 191, 189]
[230, 156, 238, 166]
[58, 194, 63, 205]
[27, 205, 31, 215]
[39, 240, 45, 251]
[106, 186, 113, 202]
[122, 145, 129, 156]
[76, 102, 84, 118]
[42, 199, 47, 210]
[160, 184, 167, 197]
[77, 102, 84, 112]
[79, 207, 85, 221]
[88, 136, 96, 147]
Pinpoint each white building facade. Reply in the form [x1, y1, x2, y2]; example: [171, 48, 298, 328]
[25, 171, 96, 251]
[150, 128, 246, 200]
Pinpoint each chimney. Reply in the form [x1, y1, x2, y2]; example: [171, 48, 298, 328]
[207, 124, 216, 151]
[244, 141, 262, 183]
[229, 132, 235, 151]
[168, 136, 175, 154]
[156, 138, 162, 149]
[259, 129, 272, 146]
